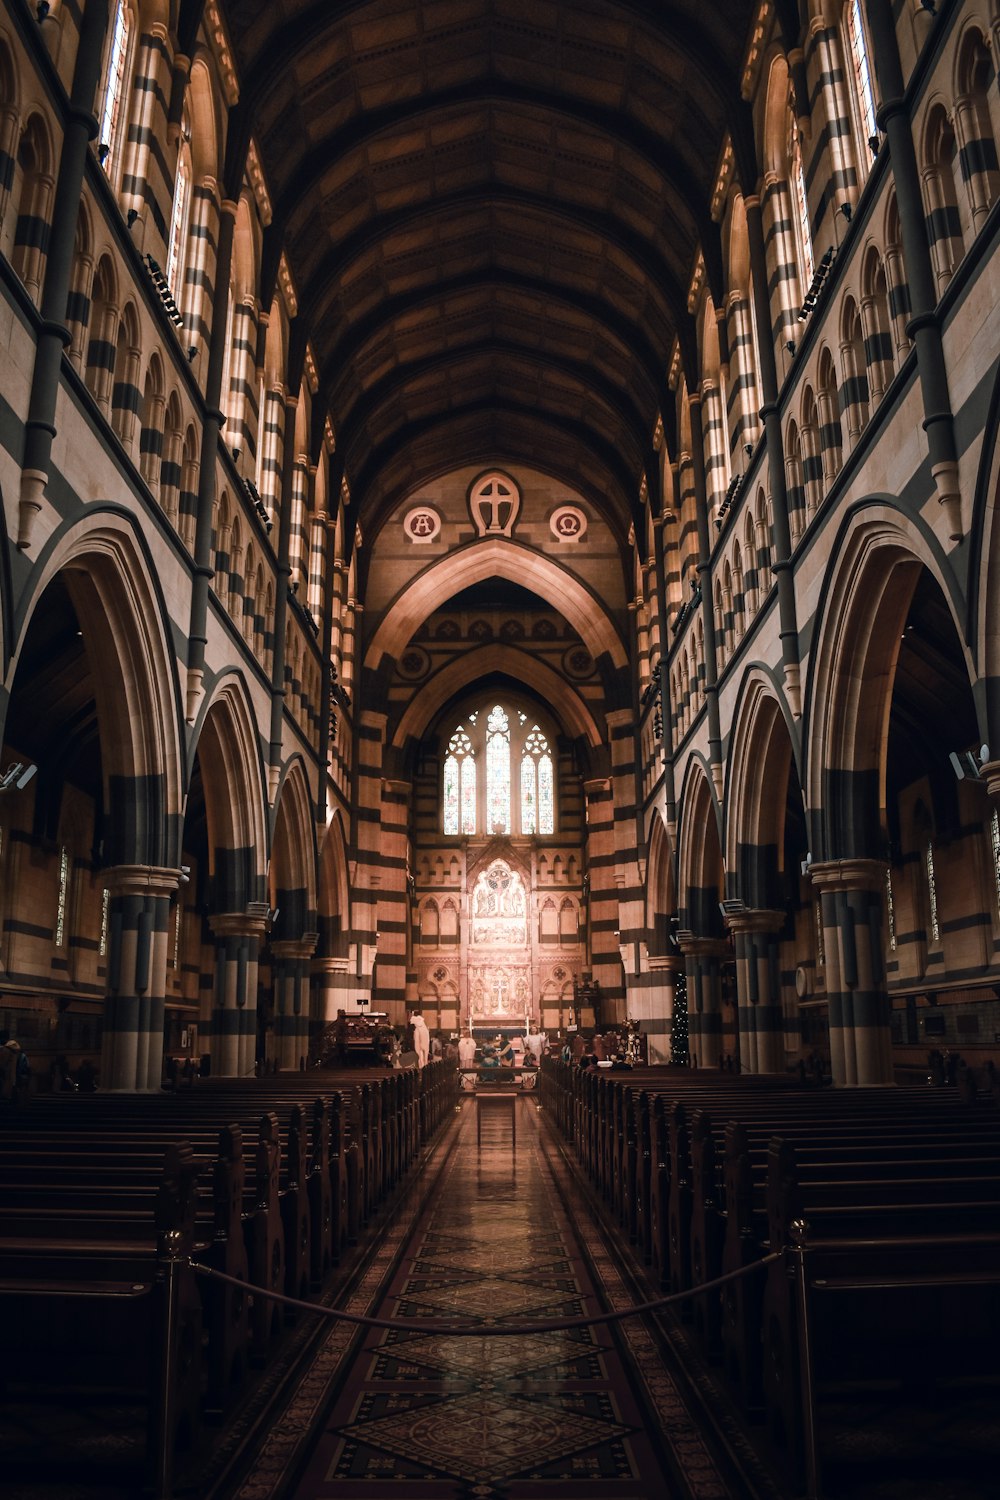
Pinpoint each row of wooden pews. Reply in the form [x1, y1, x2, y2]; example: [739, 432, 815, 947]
[0, 1060, 458, 1490]
[541, 1059, 1000, 1492]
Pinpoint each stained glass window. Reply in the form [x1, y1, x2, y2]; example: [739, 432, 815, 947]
[461, 755, 476, 834]
[789, 116, 814, 285]
[55, 846, 70, 948]
[521, 726, 554, 835]
[925, 840, 940, 943]
[521, 752, 536, 834]
[486, 705, 511, 833]
[443, 727, 474, 835]
[848, 1, 877, 150]
[98, 1, 130, 176]
[538, 752, 554, 834]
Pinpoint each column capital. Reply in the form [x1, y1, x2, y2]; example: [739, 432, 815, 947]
[583, 776, 611, 798]
[808, 857, 886, 894]
[979, 759, 1000, 801]
[724, 906, 786, 936]
[272, 934, 319, 962]
[209, 905, 270, 941]
[648, 952, 684, 976]
[677, 934, 730, 959]
[104, 864, 183, 898]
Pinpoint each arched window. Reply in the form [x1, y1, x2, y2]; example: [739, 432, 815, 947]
[789, 113, 814, 287]
[521, 725, 554, 835]
[845, 0, 878, 174]
[442, 702, 558, 836]
[165, 105, 192, 298]
[443, 728, 476, 837]
[97, 0, 131, 183]
[486, 704, 511, 834]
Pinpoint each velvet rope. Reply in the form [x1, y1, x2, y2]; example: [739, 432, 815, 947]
[187, 1250, 782, 1336]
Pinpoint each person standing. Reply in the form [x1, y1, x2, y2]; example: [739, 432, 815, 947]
[458, 1031, 476, 1069]
[411, 1009, 430, 1068]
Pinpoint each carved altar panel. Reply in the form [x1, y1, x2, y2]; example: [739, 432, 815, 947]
[471, 859, 527, 946]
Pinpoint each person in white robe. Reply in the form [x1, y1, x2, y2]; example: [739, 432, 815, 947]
[411, 1010, 430, 1068]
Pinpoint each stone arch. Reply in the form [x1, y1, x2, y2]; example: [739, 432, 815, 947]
[187, 672, 270, 909]
[11, 111, 54, 301]
[318, 808, 350, 961]
[391, 643, 603, 752]
[724, 670, 802, 907]
[17, 514, 184, 864]
[85, 253, 119, 410]
[677, 759, 724, 937]
[366, 540, 627, 671]
[644, 806, 676, 954]
[803, 509, 968, 861]
[920, 98, 966, 291]
[270, 758, 318, 921]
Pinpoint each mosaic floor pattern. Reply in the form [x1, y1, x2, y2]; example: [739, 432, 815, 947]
[287, 1098, 695, 1500]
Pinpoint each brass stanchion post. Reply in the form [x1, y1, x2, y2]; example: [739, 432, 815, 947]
[151, 1227, 183, 1500]
[790, 1217, 821, 1499]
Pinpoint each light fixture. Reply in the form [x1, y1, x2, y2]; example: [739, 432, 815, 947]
[949, 745, 989, 781]
[920, 0, 936, 13]
[744, 443, 754, 457]
[785, 340, 796, 356]
[36, 1, 50, 20]
[839, 203, 853, 222]
[0, 762, 38, 791]
[868, 134, 880, 156]
[126, 209, 140, 228]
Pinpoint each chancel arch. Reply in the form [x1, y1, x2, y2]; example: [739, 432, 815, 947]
[365, 539, 628, 672]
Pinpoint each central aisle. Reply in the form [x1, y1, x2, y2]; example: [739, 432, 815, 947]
[235, 1094, 736, 1500]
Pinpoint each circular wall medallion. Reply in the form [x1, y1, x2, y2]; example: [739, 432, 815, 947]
[403, 506, 442, 543]
[397, 645, 431, 681]
[563, 645, 595, 680]
[549, 504, 588, 542]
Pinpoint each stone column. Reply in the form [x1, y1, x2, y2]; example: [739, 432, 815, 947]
[678, 936, 727, 1069]
[643, 952, 683, 1063]
[271, 935, 318, 1071]
[207, 905, 269, 1077]
[313, 955, 354, 1024]
[810, 859, 893, 1086]
[725, 908, 786, 1074]
[100, 865, 180, 1090]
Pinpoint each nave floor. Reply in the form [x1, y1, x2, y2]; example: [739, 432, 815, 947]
[231, 1096, 740, 1500]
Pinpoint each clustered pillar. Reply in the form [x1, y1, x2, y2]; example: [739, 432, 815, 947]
[726, 909, 786, 1075]
[680, 937, 727, 1069]
[810, 860, 893, 1086]
[207, 906, 269, 1078]
[100, 866, 180, 1090]
[271, 936, 318, 1071]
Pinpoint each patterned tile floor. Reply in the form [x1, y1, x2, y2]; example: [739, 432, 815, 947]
[282, 1097, 725, 1500]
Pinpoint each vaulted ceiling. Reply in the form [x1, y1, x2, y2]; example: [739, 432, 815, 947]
[222, 1, 761, 545]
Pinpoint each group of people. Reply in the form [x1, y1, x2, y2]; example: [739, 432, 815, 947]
[462, 1029, 548, 1070]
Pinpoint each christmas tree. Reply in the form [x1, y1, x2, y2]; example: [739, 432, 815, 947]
[671, 968, 689, 1064]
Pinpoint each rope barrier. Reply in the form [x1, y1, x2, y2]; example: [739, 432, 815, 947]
[188, 1249, 782, 1337]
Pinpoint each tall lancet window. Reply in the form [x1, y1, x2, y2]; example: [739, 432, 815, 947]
[443, 727, 475, 836]
[789, 115, 814, 286]
[521, 725, 554, 835]
[486, 704, 511, 834]
[98, 1, 131, 181]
